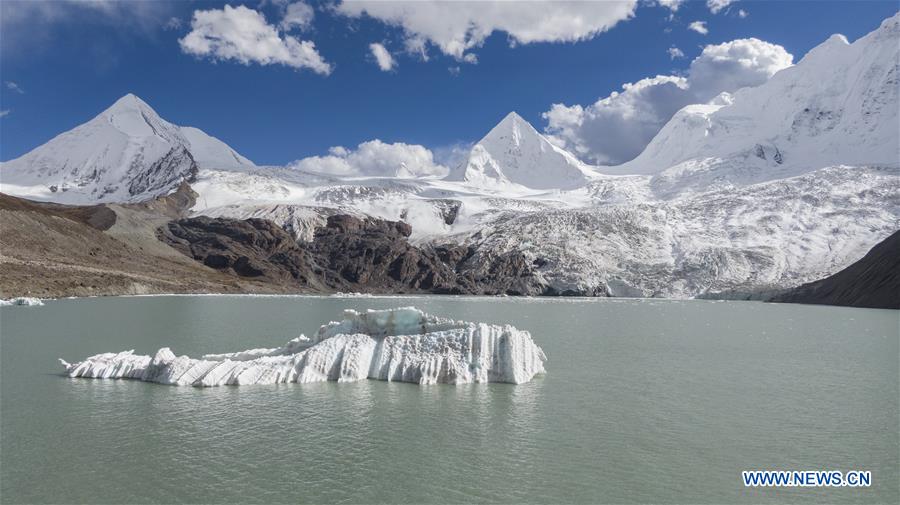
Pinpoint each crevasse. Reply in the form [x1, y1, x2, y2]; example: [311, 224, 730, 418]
[59, 307, 547, 386]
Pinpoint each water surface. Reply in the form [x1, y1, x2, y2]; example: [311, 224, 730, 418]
[1, 296, 897, 503]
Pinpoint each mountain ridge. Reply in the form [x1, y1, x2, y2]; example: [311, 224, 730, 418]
[606, 11, 900, 185]
[0, 93, 254, 204]
[447, 111, 598, 190]
[1, 12, 898, 302]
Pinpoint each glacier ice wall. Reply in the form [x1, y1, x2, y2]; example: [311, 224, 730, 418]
[59, 307, 547, 386]
[0, 297, 44, 307]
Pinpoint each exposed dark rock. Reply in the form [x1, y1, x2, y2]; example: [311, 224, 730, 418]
[433, 199, 462, 225]
[128, 147, 198, 197]
[159, 213, 549, 295]
[769, 230, 900, 309]
[0, 193, 116, 231]
[160, 216, 328, 289]
[124, 181, 198, 219]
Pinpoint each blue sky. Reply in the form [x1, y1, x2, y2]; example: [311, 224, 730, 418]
[1, 0, 897, 166]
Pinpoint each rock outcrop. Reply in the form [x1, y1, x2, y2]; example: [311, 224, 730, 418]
[160, 214, 549, 295]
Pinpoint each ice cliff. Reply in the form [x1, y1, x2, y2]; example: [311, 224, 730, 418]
[58, 307, 547, 386]
[0, 297, 45, 307]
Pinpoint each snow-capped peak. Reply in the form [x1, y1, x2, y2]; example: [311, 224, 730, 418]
[99, 93, 187, 144]
[104, 93, 154, 115]
[490, 111, 533, 147]
[448, 111, 597, 190]
[0, 94, 255, 204]
[605, 10, 900, 180]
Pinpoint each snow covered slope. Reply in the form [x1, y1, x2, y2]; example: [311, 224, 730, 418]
[607, 12, 900, 190]
[181, 126, 255, 171]
[0, 94, 254, 204]
[2, 14, 898, 300]
[448, 112, 598, 190]
[458, 165, 899, 297]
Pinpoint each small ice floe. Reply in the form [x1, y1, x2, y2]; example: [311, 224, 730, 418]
[59, 307, 547, 386]
[331, 292, 374, 298]
[0, 297, 45, 307]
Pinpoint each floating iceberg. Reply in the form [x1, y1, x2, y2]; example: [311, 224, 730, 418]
[59, 307, 547, 386]
[0, 297, 44, 307]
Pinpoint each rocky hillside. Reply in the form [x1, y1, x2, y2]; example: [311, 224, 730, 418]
[0, 192, 273, 298]
[2, 14, 898, 301]
[770, 231, 900, 309]
[160, 214, 546, 295]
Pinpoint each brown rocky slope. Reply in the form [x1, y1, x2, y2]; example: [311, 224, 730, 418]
[1, 189, 548, 298]
[159, 214, 547, 295]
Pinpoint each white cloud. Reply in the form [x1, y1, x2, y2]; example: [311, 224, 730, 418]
[543, 38, 793, 165]
[667, 46, 685, 59]
[164, 16, 183, 31]
[5, 81, 24, 94]
[280, 1, 314, 31]
[0, 110, 9, 118]
[291, 140, 448, 178]
[369, 42, 396, 71]
[688, 21, 709, 35]
[404, 35, 429, 61]
[738, 9, 749, 18]
[687, 37, 793, 98]
[179, 5, 331, 74]
[335, 0, 637, 62]
[707, 0, 736, 14]
[1, 0, 172, 48]
[657, 0, 685, 12]
[433, 141, 473, 168]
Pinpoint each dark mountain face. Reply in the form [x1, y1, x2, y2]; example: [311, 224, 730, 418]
[770, 230, 900, 309]
[160, 214, 551, 296]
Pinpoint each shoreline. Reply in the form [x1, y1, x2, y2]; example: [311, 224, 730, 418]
[6, 292, 898, 311]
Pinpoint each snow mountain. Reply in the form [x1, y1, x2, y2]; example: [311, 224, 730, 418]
[1, 13, 898, 299]
[447, 112, 598, 190]
[0, 94, 254, 204]
[608, 12, 899, 197]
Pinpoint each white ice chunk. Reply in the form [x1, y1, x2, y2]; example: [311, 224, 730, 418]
[59, 308, 547, 386]
[1, 297, 44, 307]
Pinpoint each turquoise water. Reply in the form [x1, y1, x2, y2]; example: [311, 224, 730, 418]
[1, 296, 897, 504]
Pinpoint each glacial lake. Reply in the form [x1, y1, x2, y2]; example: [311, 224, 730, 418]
[1, 295, 897, 504]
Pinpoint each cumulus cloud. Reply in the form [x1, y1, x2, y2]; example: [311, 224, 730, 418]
[290, 140, 448, 178]
[688, 21, 709, 35]
[543, 38, 793, 165]
[738, 9, 749, 18]
[667, 46, 685, 59]
[657, 0, 685, 12]
[433, 141, 474, 168]
[179, 5, 331, 74]
[335, 0, 637, 62]
[280, 1, 314, 31]
[369, 42, 396, 71]
[404, 35, 429, 61]
[0, 110, 9, 118]
[5, 81, 24, 94]
[707, 0, 736, 14]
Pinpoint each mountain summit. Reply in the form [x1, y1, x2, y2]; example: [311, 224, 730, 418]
[0, 94, 254, 204]
[448, 112, 597, 190]
[608, 11, 900, 181]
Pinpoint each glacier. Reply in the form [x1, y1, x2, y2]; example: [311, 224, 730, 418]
[0, 297, 45, 307]
[58, 308, 548, 386]
[3, 13, 899, 300]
